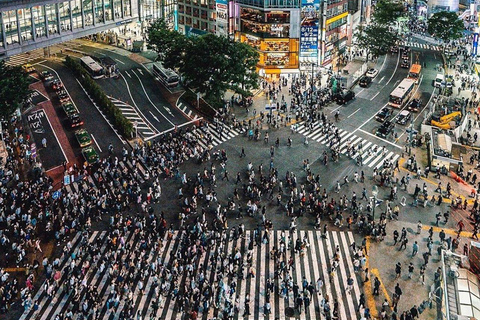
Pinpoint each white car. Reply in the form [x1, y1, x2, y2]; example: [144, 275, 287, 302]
[366, 68, 379, 78]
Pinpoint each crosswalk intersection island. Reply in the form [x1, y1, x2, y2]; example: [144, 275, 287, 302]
[20, 230, 362, 320]
[295, 122, 401, 169]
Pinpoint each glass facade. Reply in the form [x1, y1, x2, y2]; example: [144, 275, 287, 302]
[0, 0, 144, 55]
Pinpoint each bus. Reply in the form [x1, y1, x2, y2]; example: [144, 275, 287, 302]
[388, 78, 416, 108]
[152, 62, 180, 88]
[407, 64, 421, 84]
[80, 56, 104, 79]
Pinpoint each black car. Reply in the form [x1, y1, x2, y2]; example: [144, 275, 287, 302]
[396, 110, 412, 125]
[407, 99, 421, 112]
[376, 107, 392, 122]
[401, 59, 410, 68]
[358, 76, 372, 87]
[334, 90, 355, 105]
[376, 120, 395, 138]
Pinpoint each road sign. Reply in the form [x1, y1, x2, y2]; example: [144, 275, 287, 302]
[52, 191, 61, 200]
[64, 175, 71, 185]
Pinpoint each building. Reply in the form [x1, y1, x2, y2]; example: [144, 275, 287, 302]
[177, 0, 218, 36]
[0, 0, 176, 58]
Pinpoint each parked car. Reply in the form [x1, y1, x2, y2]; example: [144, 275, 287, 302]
[57, 91, 70, 103]
[51, 79, 63, 90]
[358, 75, 372, 87]
[396, 110, 412, 125]
[75, 129, 92, 148]
[62, 102, 77, 117]
[366, 68, 379, 78]
[376, 107, 392, 122]
[68, 113, 84, 128]
[376, 120, 395, 138]
[40, 71, 54, 81]
[407, 99, 421, 112]
[82, 146, 99, 165]
[334, 90, 355, 105]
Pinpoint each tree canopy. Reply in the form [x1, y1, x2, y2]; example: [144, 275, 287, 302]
[427, 11, 464, 43]
[147, 20, 259, 106]
[355, 24, 398, 61]
[372, 0, 405, 26]
[0, 60, 31, 120]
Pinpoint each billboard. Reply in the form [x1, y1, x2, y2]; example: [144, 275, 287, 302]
[216, 0, 228, 37]
[300, 0, 320, 57]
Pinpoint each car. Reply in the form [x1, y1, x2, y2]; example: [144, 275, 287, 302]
[402, 46, 411, 53]
[366, 68, 379, 78]
[51, 79, 63, 90]
[82, 146, 99, 165]
[75, 129, 92, 148]
[22, 64, 35, 73]
[62, 102, 77, 117]
[376, 107, 393, 122]
[57, 91, 70, 103]
[67, 113, 84, 128]
[396, 110, 412, 125]
[334, 90, 355, 105]
[407, 99, 421, 112]
[376, 120, 395, 138]
[358, 75, 372, 87]
[401, 59, 410, 68]
[40, 71, 54, 81]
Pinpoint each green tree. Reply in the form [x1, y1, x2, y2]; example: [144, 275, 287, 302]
[147, 20, 191, 71]
[227, 42, 259, 99]
[147, 21, 259, 107]
[0, 61, 31, 120]
[355, 24, 398, 62]
[427, 11, 464, 44]
[372, 0, 405, 26]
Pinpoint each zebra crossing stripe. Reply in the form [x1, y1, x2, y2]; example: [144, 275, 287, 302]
[374, 151, 394, 169]
[23, 230, 360, 320]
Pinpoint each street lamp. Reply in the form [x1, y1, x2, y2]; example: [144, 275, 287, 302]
[371, 185, 378, 221]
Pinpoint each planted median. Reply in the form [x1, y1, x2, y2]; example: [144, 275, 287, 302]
[64, 56, 133, 138]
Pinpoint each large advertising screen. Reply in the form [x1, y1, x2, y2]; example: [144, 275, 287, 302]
[216, 0, 228, 37]
[300, 0, 319, 57]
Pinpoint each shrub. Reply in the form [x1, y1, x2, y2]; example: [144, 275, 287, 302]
[64, 56, 133, 138]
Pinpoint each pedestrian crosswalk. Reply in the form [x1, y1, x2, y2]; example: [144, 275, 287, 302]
[196, 122, 240, 150]
[296, 122, 401, 169]
[108, 96, 159, 139]
[20, 229, 361, 320]
[177, 101, 200, 120]
[398, 41, 442, 52]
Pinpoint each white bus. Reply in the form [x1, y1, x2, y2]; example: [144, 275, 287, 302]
[152, 62, 179, 88]
[80, 56, 104, 79]
[388, 78, 416, 108]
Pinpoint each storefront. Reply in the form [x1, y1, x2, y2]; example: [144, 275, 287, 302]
[236, 7, 300, 75]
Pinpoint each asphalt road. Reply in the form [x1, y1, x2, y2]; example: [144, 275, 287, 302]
[65, 43, 188, 133]
[34, 61, 127, 159]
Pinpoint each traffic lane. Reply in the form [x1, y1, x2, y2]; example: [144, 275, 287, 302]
[38, 61, 126, 156]
[119, 70, 176, 132]
[129, 68, 187, 125]
[25, 109, 66, 170]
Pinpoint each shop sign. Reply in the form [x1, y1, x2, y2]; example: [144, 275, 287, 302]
[300, 0, 320, 57]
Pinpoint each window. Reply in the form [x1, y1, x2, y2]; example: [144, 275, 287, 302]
[4, 10, 19, 45]
[32, 6, 46, 38]
[113, 0, 122, 18]
[83, 0, 94, 26]
[71, 0, 82, 29]
[59, 1, 71, 32]
[105, 0, 113, 21]
[0, 21, 3, 47]
[18, 8, 33, 42]
[45, 4, 58, 35]
[123, 0, 131, 17]
[95, 0, 104, 24]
